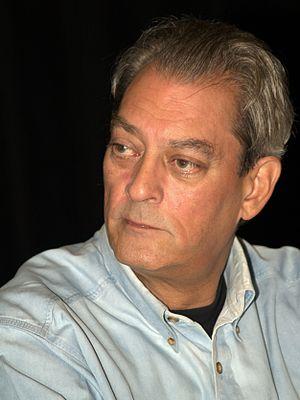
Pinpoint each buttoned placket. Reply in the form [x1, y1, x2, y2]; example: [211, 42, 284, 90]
[163, 311, 181, 352]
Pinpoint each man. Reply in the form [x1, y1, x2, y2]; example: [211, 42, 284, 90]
[0, 16, 299, 399]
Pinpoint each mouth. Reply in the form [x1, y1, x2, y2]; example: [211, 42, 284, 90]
[125, 219, 160, 230]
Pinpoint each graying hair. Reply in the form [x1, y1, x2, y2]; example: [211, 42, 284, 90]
[111, 16, 294, 174]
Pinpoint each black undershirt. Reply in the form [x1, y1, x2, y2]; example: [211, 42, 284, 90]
[171, 275, 227, 338]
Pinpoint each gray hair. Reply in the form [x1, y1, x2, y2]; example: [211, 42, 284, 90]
[111, 16, 294, 174]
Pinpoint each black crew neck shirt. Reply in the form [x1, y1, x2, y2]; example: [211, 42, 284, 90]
[171, 275, 227, 338]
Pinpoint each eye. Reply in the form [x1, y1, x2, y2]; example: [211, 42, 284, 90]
[174, 159, 201, 174]
[109, 142, 138, 158]
[113, 143, 129, 154]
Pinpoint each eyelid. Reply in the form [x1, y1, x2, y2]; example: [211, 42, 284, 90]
[109, 141, 140, 159]
[110, 142, 133, 151]
[109, 132, 141, 148]
[171, 153, 207, 167]
[174, 159, 200, 171]
[170, 155, 208, 177]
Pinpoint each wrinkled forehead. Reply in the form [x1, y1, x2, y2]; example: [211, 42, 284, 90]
[117, 65, 240, 123]
[115, 61, 241, 110]
[110, 67, 243, 167]
[118, 67, 239, 131]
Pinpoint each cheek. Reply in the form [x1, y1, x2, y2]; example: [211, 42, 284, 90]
[165, 176, 242, 237]
[166, 179, 217, 217]
[163, 185, 208, 242]
[103, 159, 131, 208]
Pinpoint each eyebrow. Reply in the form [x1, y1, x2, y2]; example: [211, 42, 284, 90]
[168, 138, 215, 159]
[111, 114, 216, 160]
[111, 114, 142, 136]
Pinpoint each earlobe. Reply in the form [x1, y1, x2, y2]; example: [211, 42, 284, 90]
[240, 157, 282, 221]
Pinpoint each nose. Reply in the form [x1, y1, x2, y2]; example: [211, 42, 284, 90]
[126, 155, 164, 203]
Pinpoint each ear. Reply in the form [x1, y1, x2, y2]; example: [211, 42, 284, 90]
[240, 156, 282, 221]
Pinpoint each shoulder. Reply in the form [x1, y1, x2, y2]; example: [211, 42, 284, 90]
[240, 239, 300, 312]
[241, 239, 300, 284]
[0, 228, 111, 335]
[0, 228, 115, 393]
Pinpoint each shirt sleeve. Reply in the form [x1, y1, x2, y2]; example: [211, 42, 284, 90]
[0, 358, 67, 399]
[0, 326, 103, 400]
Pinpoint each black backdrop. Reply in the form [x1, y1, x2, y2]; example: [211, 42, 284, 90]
[1, 0, 299, 287]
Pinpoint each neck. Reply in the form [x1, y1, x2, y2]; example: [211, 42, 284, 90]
[134, 255, 228, 310]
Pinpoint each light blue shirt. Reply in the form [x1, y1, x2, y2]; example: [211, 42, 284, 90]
[0, 225, 299, 399]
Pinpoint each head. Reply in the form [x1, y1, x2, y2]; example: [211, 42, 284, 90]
[112, 16, 294, 175]
[103, 17, 293, 282]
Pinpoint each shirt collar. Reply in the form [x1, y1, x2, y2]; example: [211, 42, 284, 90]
[217, 237, 256, 327]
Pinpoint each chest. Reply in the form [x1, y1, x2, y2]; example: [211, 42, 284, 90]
[68, 299, 299, 400]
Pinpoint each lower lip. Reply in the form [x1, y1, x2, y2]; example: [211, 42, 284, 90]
[125, 219, 157, 230]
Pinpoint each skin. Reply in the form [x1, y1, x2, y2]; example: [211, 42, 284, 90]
[103, 67, 281, 310]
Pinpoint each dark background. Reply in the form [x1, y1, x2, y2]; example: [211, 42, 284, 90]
[1, 0, 299, 287]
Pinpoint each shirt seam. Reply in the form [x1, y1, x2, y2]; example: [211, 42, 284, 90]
[58, 275, 117, 306]
[0, 318, 89, 368]
[1, 340, 102, 397]
[253, 272, 300, 286]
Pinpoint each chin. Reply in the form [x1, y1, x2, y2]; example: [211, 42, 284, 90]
[116, 252, 154, 270]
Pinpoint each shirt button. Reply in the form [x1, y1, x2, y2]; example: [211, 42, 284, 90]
[236, 325, 240, 335]
[167, 316, 179, 323]
[216, 362, 223, 374]
[167, 337, 176, 346]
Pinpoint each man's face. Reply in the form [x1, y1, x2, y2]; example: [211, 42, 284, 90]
[103, 68, 248, 278]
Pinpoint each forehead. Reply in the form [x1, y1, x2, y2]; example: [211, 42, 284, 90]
[115, 68, 240, 152]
